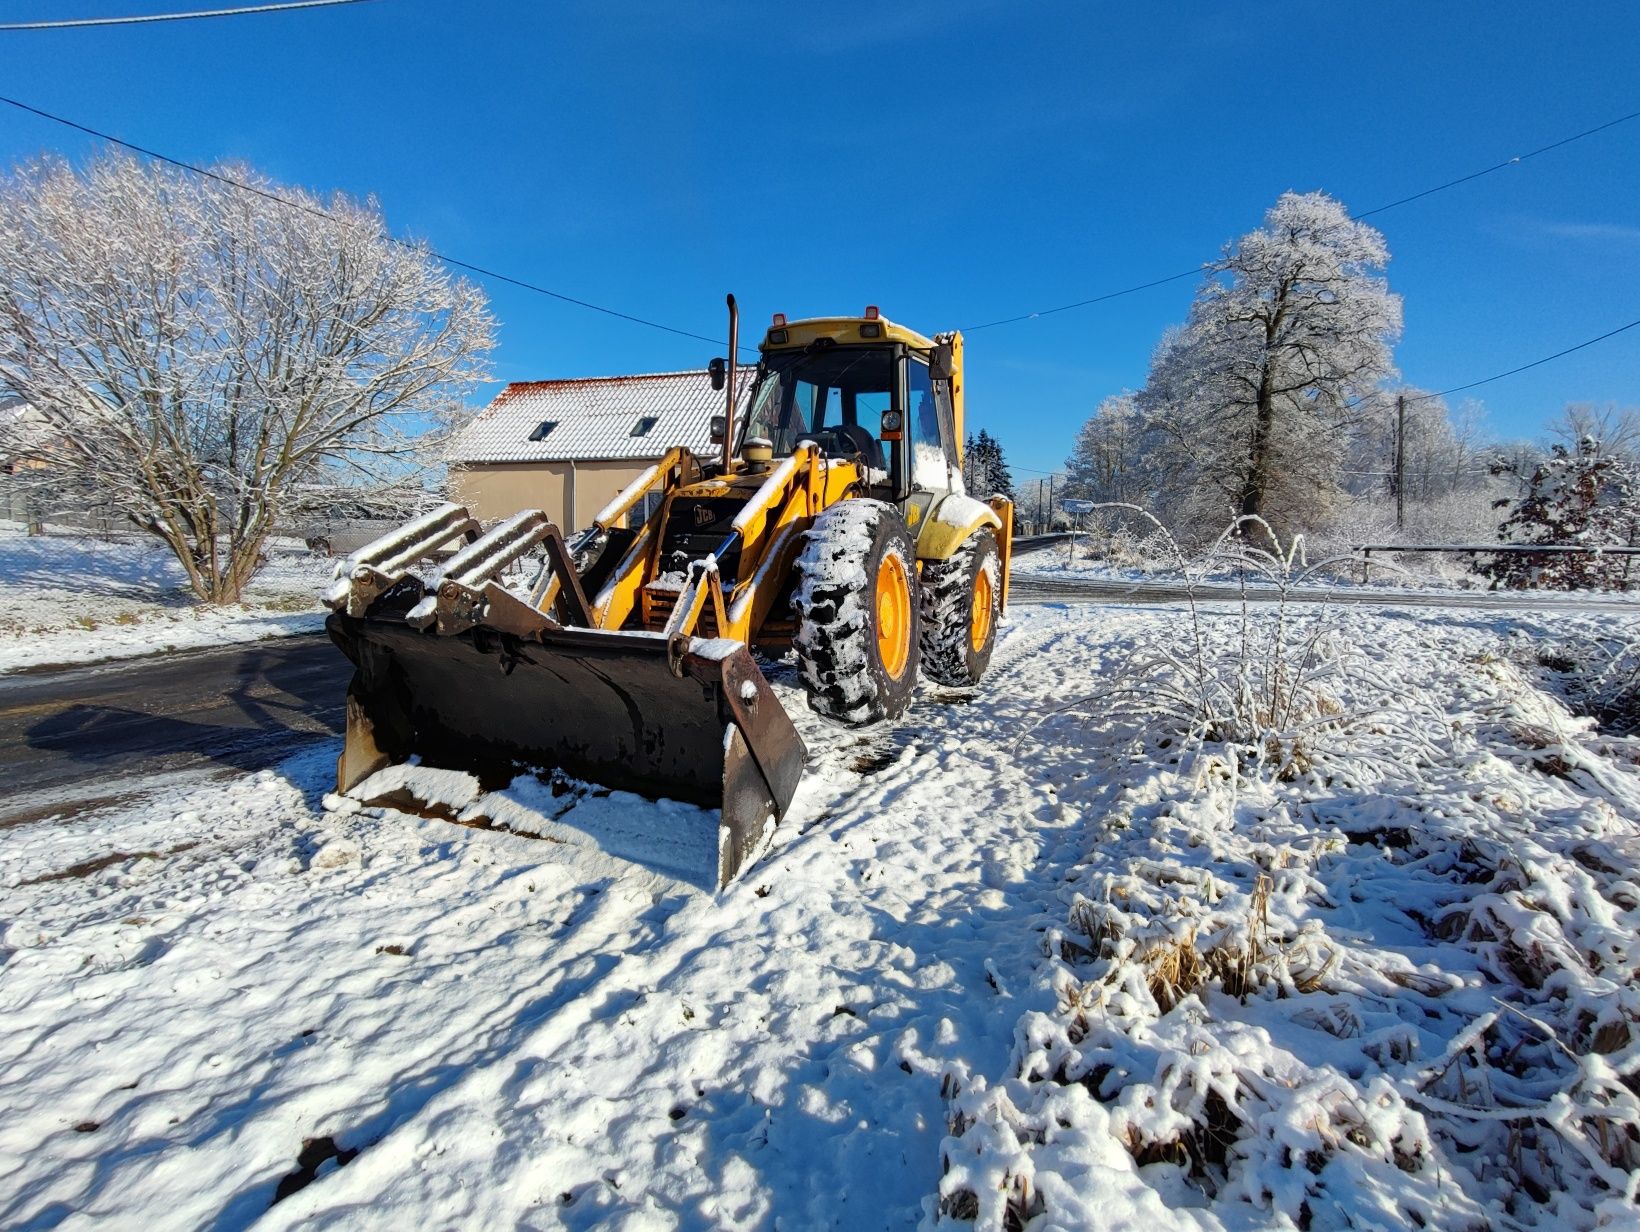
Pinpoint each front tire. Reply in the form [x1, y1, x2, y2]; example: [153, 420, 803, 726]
[792, 500, 921, 725]
[919, 529, 1001, 686]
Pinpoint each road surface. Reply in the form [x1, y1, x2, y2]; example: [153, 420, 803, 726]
[0, 633, 341, 827]
[1010, 572, 1640, 612]
[2, 578, 1633, 822]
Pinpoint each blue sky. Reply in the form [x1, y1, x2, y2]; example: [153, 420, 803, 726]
[2, 0, 1637, 480]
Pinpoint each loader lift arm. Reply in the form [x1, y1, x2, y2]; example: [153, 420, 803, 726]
[318, 299, 1009, 890]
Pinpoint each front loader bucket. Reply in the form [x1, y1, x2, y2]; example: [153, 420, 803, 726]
[326, 610, 807, 890]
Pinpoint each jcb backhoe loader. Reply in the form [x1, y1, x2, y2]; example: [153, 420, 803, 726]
[323, 299, 1014, 887]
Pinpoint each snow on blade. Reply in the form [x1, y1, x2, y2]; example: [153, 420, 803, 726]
[471, 778, 722, 890]
[342, 764, 726, 891]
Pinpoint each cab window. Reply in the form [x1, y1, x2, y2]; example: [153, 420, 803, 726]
[741, 347, 895, 458]
[906, 357, 951, 491]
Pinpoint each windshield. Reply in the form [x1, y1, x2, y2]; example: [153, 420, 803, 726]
[740, 346, 895, 457]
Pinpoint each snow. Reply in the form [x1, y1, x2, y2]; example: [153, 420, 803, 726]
[931, 493, 999, 531]
[3, 600, 1638, 1229]
[930, 603, 1640, 1230]
[0, 523, 331, 674]
[1014, 539, 1640, 599]
[339, 763, 723, 890]
[915, 441, 956, 493]
[689, 636, 744, 661]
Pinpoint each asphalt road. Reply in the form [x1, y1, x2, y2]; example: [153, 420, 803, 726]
[0, 633, 342, 827]
[2, 576, 1634, 823]
[1010, 572, 1640, 612]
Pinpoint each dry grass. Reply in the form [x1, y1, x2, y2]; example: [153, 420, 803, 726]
[1016, 509, 1443, 784]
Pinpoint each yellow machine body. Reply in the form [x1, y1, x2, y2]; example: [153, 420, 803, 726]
[322, 309, 1012, 888]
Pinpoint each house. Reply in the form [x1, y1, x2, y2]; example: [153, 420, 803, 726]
[1, 397, 61, 529]
[447, 370, 751, 529]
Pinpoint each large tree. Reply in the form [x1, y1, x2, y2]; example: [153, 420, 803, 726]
[0, 151, 493, 602]
[1136, 191, 1401, 537]
[1064, 393, 1146, 506]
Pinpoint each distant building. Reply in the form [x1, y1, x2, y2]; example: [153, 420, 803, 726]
[447, 370, 749, 529]
[1, 397, 57, 528]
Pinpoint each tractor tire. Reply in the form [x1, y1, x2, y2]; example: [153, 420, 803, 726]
[919, 528, 1001, 687]
[792, 499, 921, 725]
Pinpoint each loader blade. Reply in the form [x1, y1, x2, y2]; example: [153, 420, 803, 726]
[326, 612, 806, 889]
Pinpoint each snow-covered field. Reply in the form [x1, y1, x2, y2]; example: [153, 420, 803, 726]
[2, 601, 1638, 1229]
[0, 524, 330, 673]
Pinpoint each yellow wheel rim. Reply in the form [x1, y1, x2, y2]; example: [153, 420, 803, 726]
[876, 552, 912, 680]
[970, 566, 994, 653]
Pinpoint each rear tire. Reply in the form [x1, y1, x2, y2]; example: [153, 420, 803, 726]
[792, 500, 921, 725]
[919, 529, 1001, 686]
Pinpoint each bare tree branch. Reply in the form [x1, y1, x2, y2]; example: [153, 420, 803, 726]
[0, 150, 494, 602]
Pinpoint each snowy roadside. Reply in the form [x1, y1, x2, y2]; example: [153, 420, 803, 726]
[1015, 547, 1477, 593]
[0, 524, 330, 674]
[1014, 549, 1640, 609]
[931, 605, 1640, 1231]
[0, 607, 1090, 1229]
[1, 603, 1637, 1229]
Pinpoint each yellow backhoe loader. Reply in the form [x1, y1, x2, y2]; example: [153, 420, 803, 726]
[323, 299, 1013, 887]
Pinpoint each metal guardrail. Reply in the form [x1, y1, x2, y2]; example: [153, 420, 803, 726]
[1357, 542, 1640, 584]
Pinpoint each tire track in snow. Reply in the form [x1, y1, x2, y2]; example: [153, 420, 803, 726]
[256, 622, 1104, 1229]
[2, 610, 1124, 1231]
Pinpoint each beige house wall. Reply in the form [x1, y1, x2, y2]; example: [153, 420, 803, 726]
[450, 459, 649, 531]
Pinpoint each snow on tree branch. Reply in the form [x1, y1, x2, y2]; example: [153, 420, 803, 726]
[1135, 192, 1402, 539]
[0, 150, 494, 603]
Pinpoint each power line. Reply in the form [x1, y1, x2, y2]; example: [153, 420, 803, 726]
[1422, 316, 1640, 399]
[0, 0, 375, 31]
[962, 267, 1204, 333]
[1, 93, 1633, 380]
[1353, 107, 1640, 219]
[0, 94, 737, 351]
[1336, 315, 1640, 411]
[964, 104, 1640, 333]
[1013, 314, 1640, 476]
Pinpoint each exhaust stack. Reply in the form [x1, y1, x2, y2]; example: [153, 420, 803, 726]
[723, 293, 738, 470]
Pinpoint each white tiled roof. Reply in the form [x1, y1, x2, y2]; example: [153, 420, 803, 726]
[449, 369, 752, 464]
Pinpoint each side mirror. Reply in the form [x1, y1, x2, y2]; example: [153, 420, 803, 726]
[929, 341, 955, 381]
[708, 357, 726, 391]
[710, 415, 727, 444]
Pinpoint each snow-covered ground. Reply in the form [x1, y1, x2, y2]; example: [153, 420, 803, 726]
[1015, 543, 1640, 606]
[1015, 540, 1489, 592]
[0, 524, 330, 673]
[2, 601, 1638, 1229]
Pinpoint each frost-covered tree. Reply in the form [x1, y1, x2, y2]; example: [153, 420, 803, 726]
[1342, 390, 1505, 526]
[1136, 192, 1402, 539]
[962, 429, 1015, 499]
[1484, 437, 1640, 591]
[1549, 402, 1640, 461]
[0, 151, 494, 602]
[1372, 391, 1464, 505]
[1064, 394, 1147, 506]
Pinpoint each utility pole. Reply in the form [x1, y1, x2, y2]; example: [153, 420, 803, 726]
[1394, 394, 1406, 532]
[1046, 473, 1056, 530]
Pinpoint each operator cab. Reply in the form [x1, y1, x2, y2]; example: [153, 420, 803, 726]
[716, 308, 965, 502]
